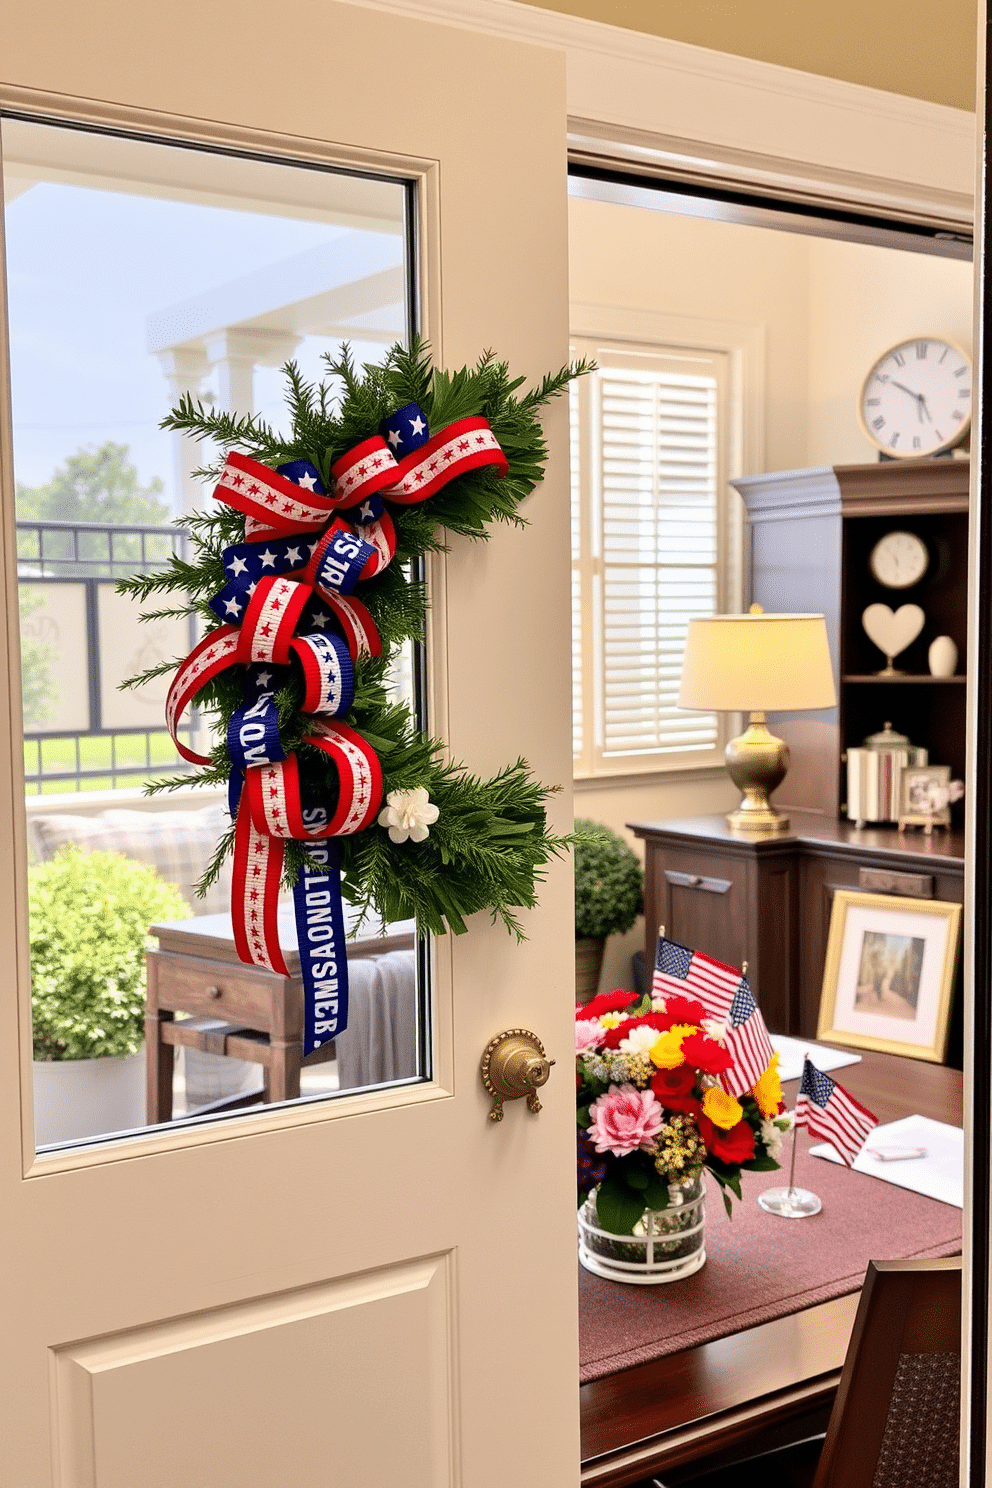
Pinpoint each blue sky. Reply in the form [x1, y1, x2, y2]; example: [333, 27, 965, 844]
[4, 182, 404, 510]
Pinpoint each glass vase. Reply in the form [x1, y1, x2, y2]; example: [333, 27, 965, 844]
[577, 1174, 706, 1285]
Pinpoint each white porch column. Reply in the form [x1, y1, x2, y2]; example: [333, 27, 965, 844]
[155, 345, 212, 519]
[203, 327, 302, 416]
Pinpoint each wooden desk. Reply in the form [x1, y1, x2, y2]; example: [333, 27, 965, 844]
[579, 1049, 963, 1486]
[630, 813, 965, 1062]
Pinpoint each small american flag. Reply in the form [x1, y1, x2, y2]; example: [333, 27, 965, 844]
[652, 934, 774, 1097]
[795, 1056, 878, 1165]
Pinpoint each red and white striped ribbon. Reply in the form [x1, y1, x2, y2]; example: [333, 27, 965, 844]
[382, 418, 508, 504]
[330, 437, 401, 508]
[214, 451, 338, 535]
[330, 416, 508, 508]
[235, 575, 311, 666]
[231, 802, 289, 975]
[165, 626, 240, 764]
[313, 593, 382, 660]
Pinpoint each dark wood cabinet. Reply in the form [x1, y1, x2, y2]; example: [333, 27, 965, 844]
[631, 812, 965, 1064]
[731, 458, 969, 823]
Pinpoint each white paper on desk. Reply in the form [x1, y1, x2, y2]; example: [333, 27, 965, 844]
[770, 1034, 862, 1083]
[810, 1116, 963, 1209]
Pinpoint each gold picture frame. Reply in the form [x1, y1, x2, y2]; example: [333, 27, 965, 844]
[818, 890, 961, 1063]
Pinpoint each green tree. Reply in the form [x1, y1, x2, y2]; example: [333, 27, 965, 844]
[16, 442, 169, 525]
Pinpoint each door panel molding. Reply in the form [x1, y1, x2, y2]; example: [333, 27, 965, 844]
[51, 1254, 455, 1488]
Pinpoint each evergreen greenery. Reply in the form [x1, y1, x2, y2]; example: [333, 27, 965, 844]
[573, 819, 644, 940]
[119, 339, 591, 937]
[29, 847, 189, 1060]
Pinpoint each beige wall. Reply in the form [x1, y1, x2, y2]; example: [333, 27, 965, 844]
[511, 0, 978, 111]
[806, 239, 974, 465]
[570, 195, 974, 989]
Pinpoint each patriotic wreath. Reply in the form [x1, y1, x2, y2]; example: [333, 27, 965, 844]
[121, 339, 587, 1058]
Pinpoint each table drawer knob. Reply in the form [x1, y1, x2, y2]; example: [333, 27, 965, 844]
[206, 985, 222, 999]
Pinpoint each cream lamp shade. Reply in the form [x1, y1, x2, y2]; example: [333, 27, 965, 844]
[678, 612, 836, 832]
[678, 613, 837, 713]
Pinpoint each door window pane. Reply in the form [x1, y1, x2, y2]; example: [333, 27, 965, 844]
[1, 117, 428, 1149]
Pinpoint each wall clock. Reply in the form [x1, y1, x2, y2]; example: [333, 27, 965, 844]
[868, 529, 929, 589]
[857, 336, 972, 459]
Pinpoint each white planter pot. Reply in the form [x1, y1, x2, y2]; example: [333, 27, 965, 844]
[33, 1048, 145, 1147]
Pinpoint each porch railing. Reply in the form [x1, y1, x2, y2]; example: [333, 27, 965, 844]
[17, 519, 196, 793]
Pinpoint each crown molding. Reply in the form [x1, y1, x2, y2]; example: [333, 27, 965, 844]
[355, 0, 975, 228]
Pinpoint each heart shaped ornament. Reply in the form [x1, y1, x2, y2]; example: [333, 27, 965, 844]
[862, 603, 925, 663]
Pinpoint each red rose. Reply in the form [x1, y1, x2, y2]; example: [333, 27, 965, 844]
[680, 1030, 733, 1075]
[599, 1011, 670, 1050]
[699, 1113, 755, 1164]
[656, 994, 707, 1030]
[580, 989, 638, 1021]
[650, 1064, 701, 1116]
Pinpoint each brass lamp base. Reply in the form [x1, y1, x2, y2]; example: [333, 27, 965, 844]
[725, 712, 790, 833]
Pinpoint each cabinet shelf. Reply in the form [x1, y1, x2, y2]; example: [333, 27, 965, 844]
[734, 458, 969, 820]
[842, 673, 967, 684]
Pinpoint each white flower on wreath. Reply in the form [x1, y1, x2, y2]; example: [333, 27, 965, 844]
[378, 786, 440, 844]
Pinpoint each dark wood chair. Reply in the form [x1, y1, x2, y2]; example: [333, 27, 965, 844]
[652, 1255, 962, 1488]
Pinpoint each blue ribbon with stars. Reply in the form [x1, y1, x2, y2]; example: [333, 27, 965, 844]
[378, 401, 431, 458]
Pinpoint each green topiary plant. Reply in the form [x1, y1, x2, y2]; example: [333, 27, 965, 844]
[29, 846, 189, 1061]
[573, 820, 643, 941]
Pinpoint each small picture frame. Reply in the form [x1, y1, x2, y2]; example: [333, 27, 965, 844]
[818, 889, 961, 1063]
[898, 764, 951, 832]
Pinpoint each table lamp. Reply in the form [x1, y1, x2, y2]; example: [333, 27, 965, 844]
[678, 607, 837, 832]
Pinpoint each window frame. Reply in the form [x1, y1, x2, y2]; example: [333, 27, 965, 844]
[569, 305, 762, 782]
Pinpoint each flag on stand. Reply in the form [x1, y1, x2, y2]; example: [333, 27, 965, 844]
[652, 933, 775, 1097]
[795, 1056, 878, 1165]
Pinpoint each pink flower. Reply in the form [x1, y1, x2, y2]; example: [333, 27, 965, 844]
[587, 1083, 664, 1157]
[575, 1019, 605, 1053]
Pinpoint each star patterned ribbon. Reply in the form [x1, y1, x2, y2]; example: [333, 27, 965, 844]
[165, 401, 507, 1053]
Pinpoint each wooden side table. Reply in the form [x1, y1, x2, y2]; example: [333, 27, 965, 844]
[631, 812, 965, 1057]
[146, 909, 416, 1122]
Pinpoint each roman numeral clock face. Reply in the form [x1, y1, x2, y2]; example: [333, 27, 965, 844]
[858, 337, 972, 458]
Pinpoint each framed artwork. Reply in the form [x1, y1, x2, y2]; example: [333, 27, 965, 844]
[818, 890, 961, 1062]
[899, 764, 952, 827]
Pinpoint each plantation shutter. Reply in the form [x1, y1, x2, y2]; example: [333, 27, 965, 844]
[571, 341, 730, 776]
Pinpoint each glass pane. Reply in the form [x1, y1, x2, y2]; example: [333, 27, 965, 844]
[1, 117, 428, 1150]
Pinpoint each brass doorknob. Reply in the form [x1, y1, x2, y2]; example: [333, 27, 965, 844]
[480, 1029, 554, 1122]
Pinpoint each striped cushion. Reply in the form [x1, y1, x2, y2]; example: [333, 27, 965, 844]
[27, 804, 231, 916]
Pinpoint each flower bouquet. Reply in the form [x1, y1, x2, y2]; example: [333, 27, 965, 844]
[576, 989, 791, 1283]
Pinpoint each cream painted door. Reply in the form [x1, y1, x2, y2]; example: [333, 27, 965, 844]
[0, 4, 579, 1484]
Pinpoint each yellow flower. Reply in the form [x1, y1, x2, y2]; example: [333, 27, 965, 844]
[702, 1085, 744, 1131]
[752, 1052, 783, 1119]
[599, 1012, 623, 1030]
[649, 1023, 697, 1069]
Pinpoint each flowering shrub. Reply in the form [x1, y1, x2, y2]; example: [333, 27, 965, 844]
[576, 989, 790, 1232]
